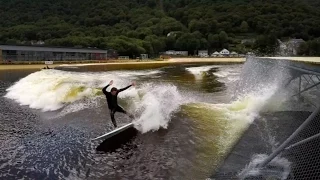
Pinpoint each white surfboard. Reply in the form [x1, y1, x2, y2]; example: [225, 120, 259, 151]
[91, 122, 134, 141]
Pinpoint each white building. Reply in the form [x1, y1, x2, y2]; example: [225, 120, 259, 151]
[165, 50, 176, 55]
[198, 50, 208, 57]
[164, 50, 188, 56]
[211, 51, 220, 57]
[230, 51, 238, 57]
[175, 51, 188, 56]
[220, 49, 230, 55]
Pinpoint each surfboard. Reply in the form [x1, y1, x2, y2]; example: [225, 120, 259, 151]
[91, 122, 134, 141]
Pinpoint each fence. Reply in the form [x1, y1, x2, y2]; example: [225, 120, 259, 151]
[211, 57, 320, 180]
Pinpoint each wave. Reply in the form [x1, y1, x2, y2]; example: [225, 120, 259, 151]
[132, 83, 190, 133]
[185, 65, 221, 80]
[182, 80, 286, 178]
[4, 69, 190, 133]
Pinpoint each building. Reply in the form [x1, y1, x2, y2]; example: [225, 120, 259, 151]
[0, 45, 110, 62]
[175, 51, 188, 56]
[198, 50, 208, 57]
[220, 49, 230, 56]
[164, 50, 175, 55]
[211, 51, 220, 57]
[230, 51, 238, 57]
[164, 50, 188, 56]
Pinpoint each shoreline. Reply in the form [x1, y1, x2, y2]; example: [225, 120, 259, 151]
[1, 57, 320, 70]
[0, 58, 246, 70]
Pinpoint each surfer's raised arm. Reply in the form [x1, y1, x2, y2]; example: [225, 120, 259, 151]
[102, 80, 113, 94]
[118, 82, 135, 93]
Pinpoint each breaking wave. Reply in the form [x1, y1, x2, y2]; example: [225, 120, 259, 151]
[4, 69, 190, 133]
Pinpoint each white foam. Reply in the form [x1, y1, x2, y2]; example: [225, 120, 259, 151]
[185, 65, 221, 74]
[186, 65, 242, 84]
[214, 65, 242, 84]
[185, 65, 221, 80]
[207, 82, 283, 126]
[111, 69, 162, 77]
[132, 83, 187, 133]
[238, 154, 291, 180]
[4, 69, 188, 134]
[4, 69, 160, 112]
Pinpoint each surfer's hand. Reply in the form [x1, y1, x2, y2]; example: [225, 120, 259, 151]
[109, 80, 113, 85]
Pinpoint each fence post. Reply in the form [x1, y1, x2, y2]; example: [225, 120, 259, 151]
[257, 105, 320, 168]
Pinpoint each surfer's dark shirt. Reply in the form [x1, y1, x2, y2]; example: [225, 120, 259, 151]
[102, 84, 132, 109]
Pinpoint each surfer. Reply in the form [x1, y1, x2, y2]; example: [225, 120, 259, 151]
[102, 80, 135, 128]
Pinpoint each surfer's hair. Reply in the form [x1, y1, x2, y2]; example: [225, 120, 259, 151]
[111, 87, 118, 92]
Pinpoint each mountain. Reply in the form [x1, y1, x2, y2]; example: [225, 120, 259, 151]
[0, 0, 319, 56]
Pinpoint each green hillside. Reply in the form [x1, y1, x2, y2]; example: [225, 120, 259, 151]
[0, 0, 320, 56]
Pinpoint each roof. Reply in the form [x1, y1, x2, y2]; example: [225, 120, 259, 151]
[231, 51, 238, 54]
[0, 45, 108, 53]
[220, 49, 229, 52]
[212, 51, 220, 54]
[290, 39, 305, 43]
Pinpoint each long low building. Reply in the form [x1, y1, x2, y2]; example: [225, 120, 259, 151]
[0, 45, 112, 61]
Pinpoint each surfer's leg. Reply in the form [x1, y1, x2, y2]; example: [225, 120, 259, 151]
[109, 109, 117, 128]
[116, 106, 134, 119]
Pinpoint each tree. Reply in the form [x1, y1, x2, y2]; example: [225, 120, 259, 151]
[145, 35, 166, 55]
[175, 33, 200, 54]
[188, 19, 209, 35]
[208, 33, 220, 49]
[219, 31, 229, 48]
[240, 21, 249, 33]
[254, 34, 279, 55]
[307, 38, 320, 56]
[165, 35, 176, 50]
[297, 42, 308, 56]
[1, 0, 319, 56]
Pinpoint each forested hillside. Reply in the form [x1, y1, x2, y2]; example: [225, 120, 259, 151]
[0, 0, 320, 56]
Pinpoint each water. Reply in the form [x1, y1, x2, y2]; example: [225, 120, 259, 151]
[0, 62, 294, 179]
